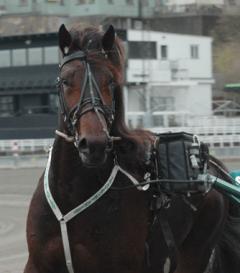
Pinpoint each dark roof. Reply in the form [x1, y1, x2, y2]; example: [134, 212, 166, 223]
[0, 32, 58, 50]
[0, 29, 126, 50]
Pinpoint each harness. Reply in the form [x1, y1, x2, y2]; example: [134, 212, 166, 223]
[46, 49, 240, 273]
[44, 133, 240, 273]
[47, 48, 145, 273]
[44, 147, 149, 273]
[56, 49, 118, 147]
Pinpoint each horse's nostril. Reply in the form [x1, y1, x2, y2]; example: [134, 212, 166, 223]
[78, 135, 108, 155]
[78, 138, 88, 152]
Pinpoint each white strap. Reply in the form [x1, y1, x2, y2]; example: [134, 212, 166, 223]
[63, 164, 119, 222]
[118, 165, 150, 191]
[60, 220, 74, 273]
[44, 147, 63, 221]
[44, 147, 145, 273]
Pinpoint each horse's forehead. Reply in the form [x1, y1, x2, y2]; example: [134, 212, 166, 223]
[61, 62, 83, 76]
[61, 59, 112, 82]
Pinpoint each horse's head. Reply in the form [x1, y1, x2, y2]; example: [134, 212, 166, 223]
[57, 24, 124, 167]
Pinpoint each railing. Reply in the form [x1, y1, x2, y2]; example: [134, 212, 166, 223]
[0, 138, 53, 154]
[151, 127, 240, 148]
[128, 112, 240, 149]
[0, 115, 240, 154]
[127, 112, 240, 127]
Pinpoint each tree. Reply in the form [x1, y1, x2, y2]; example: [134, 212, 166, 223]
[211, 15, 240, 90]
[211, 15, 240, 44]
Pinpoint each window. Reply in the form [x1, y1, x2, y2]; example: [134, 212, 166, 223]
[150, 96, 175, 127]
[160, 45, 168, 60]
[229, 0, 236, 5]
[47, 0, 65, 4]
[126, 0, 134, 5]
[0, 50, 11, 67]
[19, 0, 28, 6]
[0, 96, 14, 117]
[190, 45, 199, 59]
[76, 0, 86, 4]
[150, 96, 174, 111]
[108, 0, 114, 4]
[142, 0, 148, 6]
[128, 41, 157, 59]
[49, 94, 59, 113]
[12, 49, 27, 66]
[128, 87, 146, 111]
[21, 94, 43, 115]
[43, 46, 59, 64]
[28, 47, 43, 65]
[133, 20, 143, 30]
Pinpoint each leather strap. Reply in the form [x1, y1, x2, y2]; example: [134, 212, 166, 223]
[60, 51, 86, 68]
[157, 208, 177, 270]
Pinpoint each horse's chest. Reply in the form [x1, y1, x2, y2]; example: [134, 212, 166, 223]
[41, 207, 146, 273]
[67, 193, 145, 242]
[38, 174, 149, 272]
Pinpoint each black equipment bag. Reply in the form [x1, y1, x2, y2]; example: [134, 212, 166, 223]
[155, 132, 209, 193]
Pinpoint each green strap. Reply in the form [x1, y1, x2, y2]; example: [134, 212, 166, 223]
[208, 175, 240, 198]
[208, 174, 240, 202]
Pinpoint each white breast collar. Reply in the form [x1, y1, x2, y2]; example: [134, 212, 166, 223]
[44, 147, 149, 273]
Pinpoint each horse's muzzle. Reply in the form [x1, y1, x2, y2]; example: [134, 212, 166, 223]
[77, 135, 109, 167]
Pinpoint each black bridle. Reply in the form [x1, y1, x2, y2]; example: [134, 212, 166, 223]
[56, 50, 117, 148]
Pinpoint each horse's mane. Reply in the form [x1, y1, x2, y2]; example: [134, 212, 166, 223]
[66, 24, 155, 169]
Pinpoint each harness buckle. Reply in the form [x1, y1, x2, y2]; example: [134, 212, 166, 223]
[150, 194, 171, 211]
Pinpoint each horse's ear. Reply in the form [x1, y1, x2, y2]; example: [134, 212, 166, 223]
[58, 24, 72, 55]
[102, 25, 115, 52]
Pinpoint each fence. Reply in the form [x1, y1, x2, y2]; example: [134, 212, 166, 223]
[0, 138, 53, 155]
[0, 115, 240, 157]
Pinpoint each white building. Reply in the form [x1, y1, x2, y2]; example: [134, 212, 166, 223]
[125, 29, 214, 128]
[159, 0, 224, 14]
[165, 0, 224, 6]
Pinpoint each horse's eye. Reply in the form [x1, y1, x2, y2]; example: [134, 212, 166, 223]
[62, 79, 69, 86]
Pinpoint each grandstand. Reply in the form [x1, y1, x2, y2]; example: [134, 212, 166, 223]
[0, 32, 59, 139]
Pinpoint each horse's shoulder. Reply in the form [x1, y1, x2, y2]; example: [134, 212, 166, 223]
[27, 171, 59, 234]
[28, 172, 45, 207]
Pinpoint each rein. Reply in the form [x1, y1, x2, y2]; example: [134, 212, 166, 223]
[44, 147, 149, 273]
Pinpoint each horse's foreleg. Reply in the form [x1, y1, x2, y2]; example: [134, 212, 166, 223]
[174, 190, 227, 273]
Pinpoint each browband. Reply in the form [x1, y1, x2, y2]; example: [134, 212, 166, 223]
[60, 51, 86, 68]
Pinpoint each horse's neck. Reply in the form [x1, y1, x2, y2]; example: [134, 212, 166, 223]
[51, 137, 79, 183]
[49, 135, 151, 203]
[49, 137, 114, 208]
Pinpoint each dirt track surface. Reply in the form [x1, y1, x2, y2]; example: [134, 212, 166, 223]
[0, 168, 43, 273]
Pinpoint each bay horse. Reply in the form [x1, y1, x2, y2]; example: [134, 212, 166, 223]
[24, 24, 240, 273]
